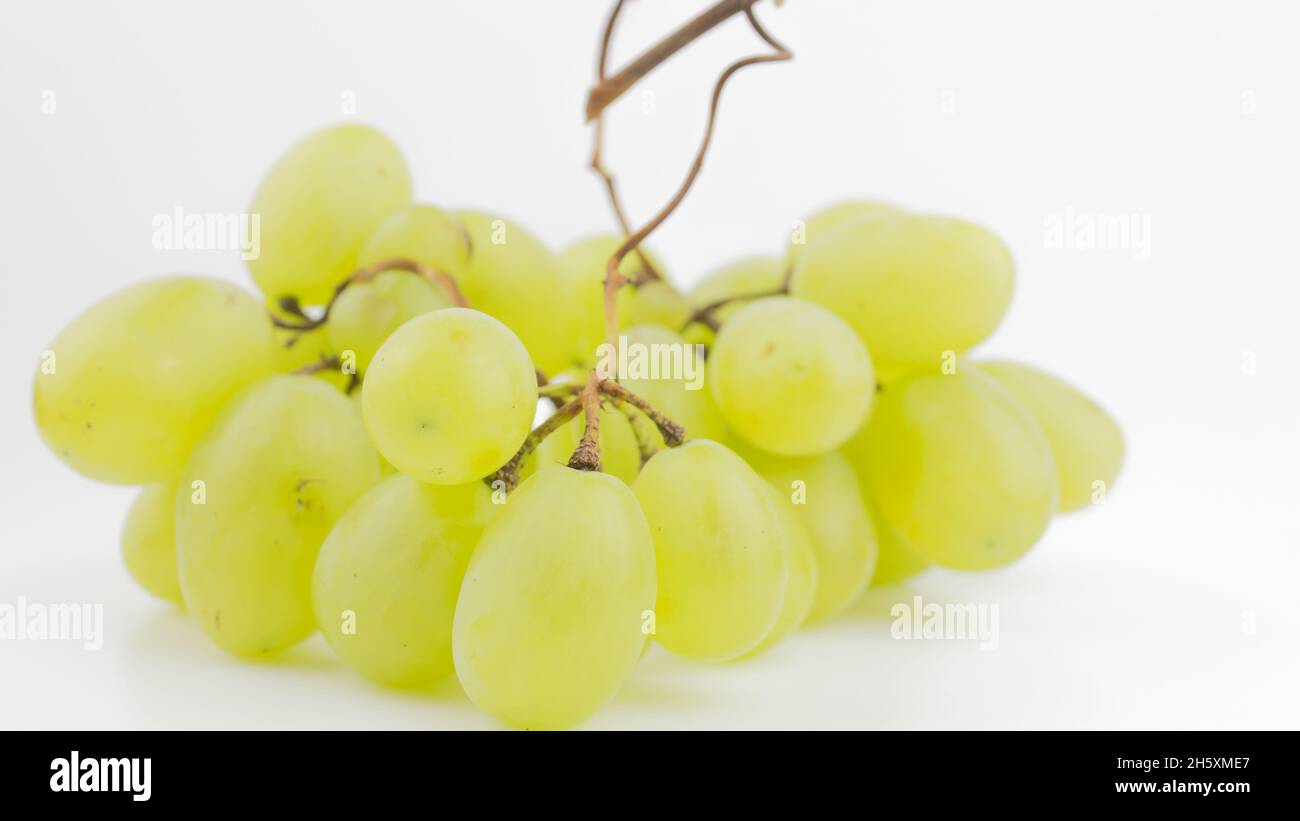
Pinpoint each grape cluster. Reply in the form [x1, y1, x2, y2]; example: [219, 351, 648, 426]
[33, 123, 1123, 729]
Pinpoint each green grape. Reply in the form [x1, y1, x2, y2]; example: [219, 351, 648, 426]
[327, 270, 452, 374]
[623, 280, 691, 331]
[633, 440, 787, 660]
[176, 375, 380, 656]
[121, 480, 183, 606]
[453, 467, 655, 730]
[688, 254, 787, 325]
[976, 360, 1124, 513]
[249, 124, 411, 305]
[786, 200, 901, 265]
[356, 204, 470, 278]
[533, 408, 641, 485]
[751, 484, 818, 652]
[350, 391, 396, 476]
[362, 308, 537, 484]
[33, 276, 274, 484]
[743, 448, 876, 622]
[862, 491, 930, 587]
[454, 210, 582, 375]
[313, 474, 493, 688]
[791, 212, 1014, 377]
[857, 368, 1058, 571]
[618, 324, 726, 443]
[709, 297, 874, 456]
[557, 234, 665, 365]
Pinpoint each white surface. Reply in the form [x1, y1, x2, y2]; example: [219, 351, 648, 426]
[2, 0, 1298, 730]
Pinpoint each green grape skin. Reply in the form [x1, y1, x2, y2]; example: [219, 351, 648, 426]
[176, 375, 380, 656]
[855, 481, 929, 587]
[750, 484, 818, 652]
[313, 474, 494, 688]
[454, 210, 583, 375]
[356, 204, 471, 279]
[623, 280, 691, 331]
[532, 408, 641, 485]
[33, 276, 274, 484]
[791, 212, 1014, 378]
[857, 368, 1058, 571]
[688, 254, 787, 326]
[742, 448, 877, 622]
[709, 297, 875, 457]
[618, 324, 727, 443]
[249, 124, 411, 305]
[362, 308, 538, 485]
[975, 360, 1124, 513]
[326, 270, 452, 374]
[350, 391, 396, 476]
[633, 440, 788, 660]
[453, 467, 656, 730]
[786, 200, 901, 265]
[557, 235, 665, 366]
[121, 480, 184, 606]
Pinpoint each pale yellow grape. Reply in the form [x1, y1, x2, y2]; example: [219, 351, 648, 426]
[454, 210, 579, 375]
[618, 324, 726, 443]
[633, 440, 787, 660]
[743, 448, 876, 622]
[177, 376, 380, 655]
[791, 213, 1014, 377]
[858, 368, 1057, 571]
[249, 124, 411, 305]
[858, 488, 929, 587]
[356, 204, 470, 278]
[976, 360, 1124, 513]
[121, 480, 183, 606]
[709, 297, 874, 456]
[751, 484, 818, 651]
[688, 254, 786, 325]
[533, 408, 641, 485]
[313, 474, 493, 688]
[362, 309, 537, 484]
[33, 276, 274, 484]
[786, 200, 901, 265]
[327, 270, 452, 373]
[558, 235, 666, 365]
[453, 467, 655, 730]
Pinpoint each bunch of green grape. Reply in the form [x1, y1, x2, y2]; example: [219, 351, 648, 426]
[34, 124, 1123, 730]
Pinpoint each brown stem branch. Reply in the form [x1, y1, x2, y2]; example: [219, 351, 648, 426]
[567, 372, 604, 472]
[292, 354, 342, 376]
[607, 396, 661, 466]
[487, 396, 584, 492]
[269, 257, 468, 333]
[598, 380, 686, 446]
[681, 284, 789, 332]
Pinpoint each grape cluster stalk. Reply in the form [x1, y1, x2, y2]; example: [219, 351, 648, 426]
[30, 0, 1125, 730]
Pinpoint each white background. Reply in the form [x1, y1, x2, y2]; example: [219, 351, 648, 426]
[2, 0, 1298, 729]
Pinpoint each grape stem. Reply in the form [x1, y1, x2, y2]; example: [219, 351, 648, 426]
[268, 257, 468, 333]
[680, 282, 789, 333]
[598, 380, 685, 446]
[488, 396, 584, 491]
[606, 395, 661, 466]
[567, 371, 605, 472]
[591, 1, 793, 367]
[292, 354, 342, 376]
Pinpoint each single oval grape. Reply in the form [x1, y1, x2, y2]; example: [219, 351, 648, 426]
[176, 375, 380, 656]
[709, 296, 874, 456]
[743, 448, 877, 622]
[313, 474, 494, 688]
[633, 440, 787, 660]
[356, 204, 470, 278]
[326, 270, 452, 374]
[786, 200, 901, 265]
[362, 308, 538, 485]
[453, 467, 656, 730]
[249, 124, 411, 305]
[858, 368, 1058, 571]
[33, 276, 274, 483]
[455, 211, 585, 375]
[791, 212, 1014, 377]
[975, 360, 1125, 513]
[121, 480, 183, 606]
